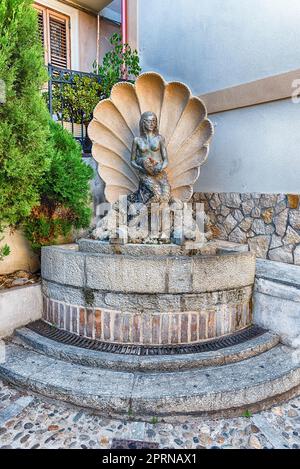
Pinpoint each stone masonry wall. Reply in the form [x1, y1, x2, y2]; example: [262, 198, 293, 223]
[193, 193, 300, 265]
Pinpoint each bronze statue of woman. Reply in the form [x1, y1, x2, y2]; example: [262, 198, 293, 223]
[130, 112, 171, 204]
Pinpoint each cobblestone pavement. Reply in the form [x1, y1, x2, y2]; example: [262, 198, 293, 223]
[0, 379, 299, 449]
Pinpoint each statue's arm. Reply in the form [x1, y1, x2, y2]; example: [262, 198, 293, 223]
[131, 138, 145, 173]
[160, 136, 168, 170]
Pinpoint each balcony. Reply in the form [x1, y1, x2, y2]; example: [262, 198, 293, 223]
[47, 64, 102, 156]
[64, 0, 113, 14]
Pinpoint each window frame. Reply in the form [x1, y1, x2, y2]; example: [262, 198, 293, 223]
[34, 3, 71, 69]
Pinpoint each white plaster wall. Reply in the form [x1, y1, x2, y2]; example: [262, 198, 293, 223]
[138, 0, 300, 194]
[253, 259, 300, 344]
[139, 0, 300, 95]
[0, 285, 42, 338]
[197, 99, 300, 194]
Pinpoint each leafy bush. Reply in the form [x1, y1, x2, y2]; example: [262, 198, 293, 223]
[51, 33, 141, 127]
[94, 33, 141, 98]
[0, 0, 50, 228]
[23, 120, 93, 249]
[0, 1, 93, 253]
[52, 74, 102, 125]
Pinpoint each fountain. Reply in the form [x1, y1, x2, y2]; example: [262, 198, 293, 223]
[41, 72, 256, 346]
[2, 73, 299, 419]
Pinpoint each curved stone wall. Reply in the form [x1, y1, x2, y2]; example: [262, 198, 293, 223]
[41, 241, 256, 346]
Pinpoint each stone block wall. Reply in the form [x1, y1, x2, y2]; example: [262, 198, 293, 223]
[193, 193, 300, 265]
[41, 244, 255, 345]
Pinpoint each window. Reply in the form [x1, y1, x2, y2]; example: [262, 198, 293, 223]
[34, 3, 71, 69]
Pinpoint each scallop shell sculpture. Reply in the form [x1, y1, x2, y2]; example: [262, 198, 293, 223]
[88, 72, 214, 203]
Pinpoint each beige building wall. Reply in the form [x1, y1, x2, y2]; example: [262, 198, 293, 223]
[0, 229, 40, 275]
[35, 0, 118, 72]
[99, 17, 120, 62]
[78, 10, 97, 72]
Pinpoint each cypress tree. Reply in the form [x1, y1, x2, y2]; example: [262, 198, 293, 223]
[0, 0, 50, 227]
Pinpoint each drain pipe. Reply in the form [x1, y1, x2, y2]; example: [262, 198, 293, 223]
[96, 12, 100, 71]
[121, 0, 128, 79]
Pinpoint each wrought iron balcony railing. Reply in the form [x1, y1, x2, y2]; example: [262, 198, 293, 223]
[47, 64, 102, 156]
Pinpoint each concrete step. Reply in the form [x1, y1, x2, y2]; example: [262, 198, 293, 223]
[14, 327, 280, 372]
[0, 342, 299, 418]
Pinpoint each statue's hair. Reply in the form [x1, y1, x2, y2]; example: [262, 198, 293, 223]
[139, 112, 159, 137]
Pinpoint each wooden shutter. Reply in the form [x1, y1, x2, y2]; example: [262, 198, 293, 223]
[33, 3, 71, 68]
[37, 10, 44, 47]
[49, 14, 70, 68]
[34, 4, 48, 64]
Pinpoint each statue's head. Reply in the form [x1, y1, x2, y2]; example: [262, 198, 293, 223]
[139, 112, 159, 137]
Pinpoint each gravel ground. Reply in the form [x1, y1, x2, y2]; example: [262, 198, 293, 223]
[0, 379, 299, 449]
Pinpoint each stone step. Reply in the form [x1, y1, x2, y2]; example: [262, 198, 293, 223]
[0, 342, 299, 418]
[14, 327, 280, 372]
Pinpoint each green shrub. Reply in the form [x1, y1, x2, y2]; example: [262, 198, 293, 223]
[0, 0, 50, 228]
[51, 33, 141, 126]
[52, 74, 102, 125]
[0, 1, 93, 252]
[23, 120, 93, 249]
[94, 33, 141, 98]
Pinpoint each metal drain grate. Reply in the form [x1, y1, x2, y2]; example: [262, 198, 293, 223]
[27, 320, 267, 356]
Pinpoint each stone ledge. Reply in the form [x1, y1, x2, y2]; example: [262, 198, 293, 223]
[256, 259, 300, 288]
[41, 245, 256, 294]
[78, 238, 249, 256]
[255, 278, 300, 303]
[42, 279, 252, 312]
[1, 342, 299, 418]
[14, 327, 279, 372]
[253, 292, 300, 340]
[41, 246, 84, 288]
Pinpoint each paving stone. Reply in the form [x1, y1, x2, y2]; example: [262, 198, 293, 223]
[251, 414, 290, 449]
[249, 435, 263, 449]
[0, 346, 299, 449]
[0, 396, 34, 427]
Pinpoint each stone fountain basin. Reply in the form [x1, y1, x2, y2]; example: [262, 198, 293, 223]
[41, 240, 256, 346]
